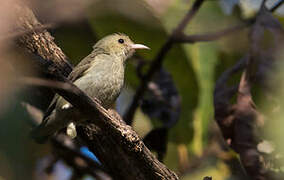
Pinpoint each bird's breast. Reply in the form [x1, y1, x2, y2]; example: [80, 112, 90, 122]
[74, 60, 125, 109]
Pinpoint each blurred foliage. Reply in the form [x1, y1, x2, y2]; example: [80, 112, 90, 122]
[0, 0, 284, 179]
[87, 0, 199, 147]
[259, 49, 284, 173]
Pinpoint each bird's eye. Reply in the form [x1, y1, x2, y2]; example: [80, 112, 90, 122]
[118, 39, 124, 44]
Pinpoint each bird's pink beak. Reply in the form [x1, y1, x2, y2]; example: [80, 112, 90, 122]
[131, 44, 150, 50]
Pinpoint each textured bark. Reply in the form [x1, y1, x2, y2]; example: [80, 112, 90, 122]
[14, 3, 72, 77]
[13, 3, 73, 109]
[15, 3, 178, 180]
[22, 77, 178, 180]
[78, 110, 177, 180]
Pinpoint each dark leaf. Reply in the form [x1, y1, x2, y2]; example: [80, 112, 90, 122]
[143, 127, 168, 162]
[141, 67, 181, 128]
[139, 67, 181, 161]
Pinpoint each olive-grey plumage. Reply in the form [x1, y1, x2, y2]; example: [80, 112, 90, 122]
[31, 33, 149, 143]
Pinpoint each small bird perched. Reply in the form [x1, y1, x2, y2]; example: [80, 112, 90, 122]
[31, 33, 149, 143]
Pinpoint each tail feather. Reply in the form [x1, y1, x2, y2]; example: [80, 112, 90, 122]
[30, 112, 57, 144]
[30, 110, 74, 143]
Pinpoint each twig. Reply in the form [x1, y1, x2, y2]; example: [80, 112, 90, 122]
[213, 57, 247, 143]
[215, 57, 247, 91]
[123, 0, 251, 125]
[213, 56, 270, 179]
[213, 5, 282, 179]
[172, 0, 205, 35]
[123, 0, 206, 124]
[270, 0, 284, 12]
[261, 0, 268, 8]
[174, 23, 249, 43]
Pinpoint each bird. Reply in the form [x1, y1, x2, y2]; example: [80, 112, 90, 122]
[31, 33, 149, 143]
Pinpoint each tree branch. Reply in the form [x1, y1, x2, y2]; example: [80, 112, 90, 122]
[14, 3, 178, 179]
[123, 0, 251, 125]
[20, 76, 178, 180]
[270, 0, 284, 12]
[174, 23, 249, 43]
[14, 3, 73, 77]
[213, 6, 283, 179]
[172, 0, 205, 35]
[3, 23, 55, 41]
[22, 100, 110, 179]
[123, 0, 206, 124]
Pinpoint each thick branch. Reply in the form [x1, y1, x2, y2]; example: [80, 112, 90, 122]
[21, 77, 178, 180]
[23, 102, 111, 179]
[14, 3, 72, 77]
[15, 3, 178, 179]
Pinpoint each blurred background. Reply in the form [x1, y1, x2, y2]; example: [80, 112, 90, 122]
[0, 0, 284, 179]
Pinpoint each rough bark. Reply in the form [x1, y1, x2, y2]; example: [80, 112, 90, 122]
[14, 3, 178, 180]
[14, 3, 73, 77]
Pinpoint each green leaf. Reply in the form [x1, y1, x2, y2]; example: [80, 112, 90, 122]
[185, 43, 218, 155]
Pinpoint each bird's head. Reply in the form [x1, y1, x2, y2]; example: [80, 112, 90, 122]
[93, 33, 149, 61]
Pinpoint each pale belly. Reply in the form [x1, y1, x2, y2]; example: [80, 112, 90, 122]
[73, 68, 124, 109]
[52, 55, 125, 136]
[56, 56, 125, 111]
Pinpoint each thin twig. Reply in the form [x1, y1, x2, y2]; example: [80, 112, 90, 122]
[123, 0, 206, 124]
[261, 0, 268, 8]
[174, 23, 249, 43]
[215, 57, 247, 90]
[123, 0, 251, 125]
[270, 0, 284, 12]
[172, 0, 205, 35]
[213, 4, 281, 179]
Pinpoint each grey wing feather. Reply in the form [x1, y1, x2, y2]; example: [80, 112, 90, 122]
[68, 47, 108, 82]
[42, 55, 93, 121]
[42, 49, 102, 120]
[68, 54, 93, 82]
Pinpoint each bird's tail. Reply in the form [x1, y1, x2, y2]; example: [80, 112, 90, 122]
[30, 112, 57, 144]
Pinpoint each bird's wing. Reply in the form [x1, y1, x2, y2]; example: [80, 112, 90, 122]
[41, 55, 94, 121]
[42, 48, 108, 121]
[68, 54, 94, 82]
[68, 47, 109, 82]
